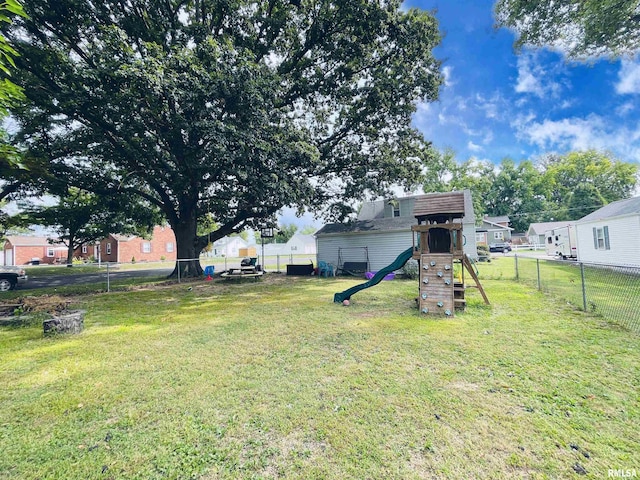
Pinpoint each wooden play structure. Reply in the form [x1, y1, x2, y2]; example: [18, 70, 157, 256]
[411, 192, 489, 316]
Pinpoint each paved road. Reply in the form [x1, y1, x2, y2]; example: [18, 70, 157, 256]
[20, 268, 174, 291]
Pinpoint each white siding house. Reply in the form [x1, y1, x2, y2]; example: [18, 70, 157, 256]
[575, 196, 640, 267]
[211, 236, 248, 257]
[316, 217, 417, 272]
[286, 234, 317, 255]
[316, 191, 477, 272]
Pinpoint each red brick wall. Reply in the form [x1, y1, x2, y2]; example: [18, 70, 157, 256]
[116, 226, 177, 263]
[3, 241, 63, 265]
[71, 226, 178, 264]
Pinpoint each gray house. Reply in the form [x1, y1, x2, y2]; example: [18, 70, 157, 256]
[475, 216, 513, 245]
[315, 191, 477, 272]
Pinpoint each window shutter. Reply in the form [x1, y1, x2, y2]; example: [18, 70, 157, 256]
[592, 227, 598, 249]
[604, 226, 610, 250]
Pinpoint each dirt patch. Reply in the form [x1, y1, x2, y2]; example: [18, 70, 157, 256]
[0, 294, 71, 315]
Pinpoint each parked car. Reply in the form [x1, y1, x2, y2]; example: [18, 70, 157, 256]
[0, 266, 28, 292]
[489, 242, 512, 253]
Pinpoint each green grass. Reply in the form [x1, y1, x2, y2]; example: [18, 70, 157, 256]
[475, 256, 640, 333]
[1, 275, 638, 479]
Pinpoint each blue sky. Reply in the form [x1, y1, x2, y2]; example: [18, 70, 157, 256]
[285, 0, 640, 228]
[409, 0, 640, 165]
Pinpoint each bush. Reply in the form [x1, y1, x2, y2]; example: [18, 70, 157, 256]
[477, 243, 489, 254]
[477, 243, 491, 262]
[402, 259, 419, 279]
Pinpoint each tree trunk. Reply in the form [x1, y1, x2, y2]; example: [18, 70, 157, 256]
[66, 235, 76, 266]
[170, 214, 204, 278]
[66, 244, 74, 266]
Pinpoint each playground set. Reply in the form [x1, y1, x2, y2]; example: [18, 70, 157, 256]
[334, 192, 489, 316]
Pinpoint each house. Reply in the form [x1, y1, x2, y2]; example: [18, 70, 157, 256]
[3, 236, 67, 265]
[75, 226, 177, 263]
[475, 216, 513, 245]
[211, 236, 248, 257]
[315, 190, 477, 272]
[526, 221, 577, 246]
[575, 196, 640, 268]
[286, 234, 317, 255]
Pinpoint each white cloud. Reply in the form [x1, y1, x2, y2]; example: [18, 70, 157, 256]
[615, 60, 640, 94]
[616, 101, 635, 116]
[467, 141, 483, 152]
[442, 66, 454, 87]
[513, 114, 640, 162]
[474, 92, 506, 120]
[514, 52, 561, 98]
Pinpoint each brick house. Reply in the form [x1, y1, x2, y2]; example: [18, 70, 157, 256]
[74, 225, 177, 263]
[3, 236, 67, 265]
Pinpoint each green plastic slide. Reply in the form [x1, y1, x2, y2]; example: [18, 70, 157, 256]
[334, 246, 414, 303]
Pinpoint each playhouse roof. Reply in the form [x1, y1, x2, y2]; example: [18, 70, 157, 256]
[412, 190, 474, 221]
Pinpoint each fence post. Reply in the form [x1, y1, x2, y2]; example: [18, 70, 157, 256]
[106, 262, 110, 293]
[536, 258, 541, 290]
[580, 262, 587, 311]
[177, 259, 181, 284]
[277, 254, 280, 273]
[515, 254, 519, 280]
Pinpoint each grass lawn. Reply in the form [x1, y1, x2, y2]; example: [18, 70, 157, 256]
[1, 275, 638, 479]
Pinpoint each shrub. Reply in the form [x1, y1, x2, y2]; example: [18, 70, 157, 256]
[402, 259, 419, 279]
[131, 256, 136, 264]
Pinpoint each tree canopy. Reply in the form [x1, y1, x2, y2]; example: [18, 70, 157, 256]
[494, 0, 640, 59]
[0, 0, 26, 112]
[9, 0, 443, 275]
[421, 149, 639, 232]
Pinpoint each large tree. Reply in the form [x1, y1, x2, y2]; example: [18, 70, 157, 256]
[484, 158, 549, 232]
[542, 150, 638, 218]
[9, 0, 442, 276]
[495, 0, 640, 59]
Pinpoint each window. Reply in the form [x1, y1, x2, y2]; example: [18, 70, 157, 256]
[166, 242, 174, 253]
[46, 247, 54, 257]
[494, 231, 504, 240]
[393, 205, 400, 217]
[142, 242, 151, 253]
[106, 243, 112, 255]
[475, 233, 485, 243]
[592, 226, 610, 250]
[547, 236, 553, 245]
[81, 245, 88, 254]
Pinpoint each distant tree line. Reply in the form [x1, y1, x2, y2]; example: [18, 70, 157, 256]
[419, 148, 639, 232]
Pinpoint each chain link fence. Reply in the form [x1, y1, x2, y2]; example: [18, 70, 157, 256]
[507, 255, 640, 334]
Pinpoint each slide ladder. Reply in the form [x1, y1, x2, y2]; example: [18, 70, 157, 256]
[334, 247, 414, 303]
